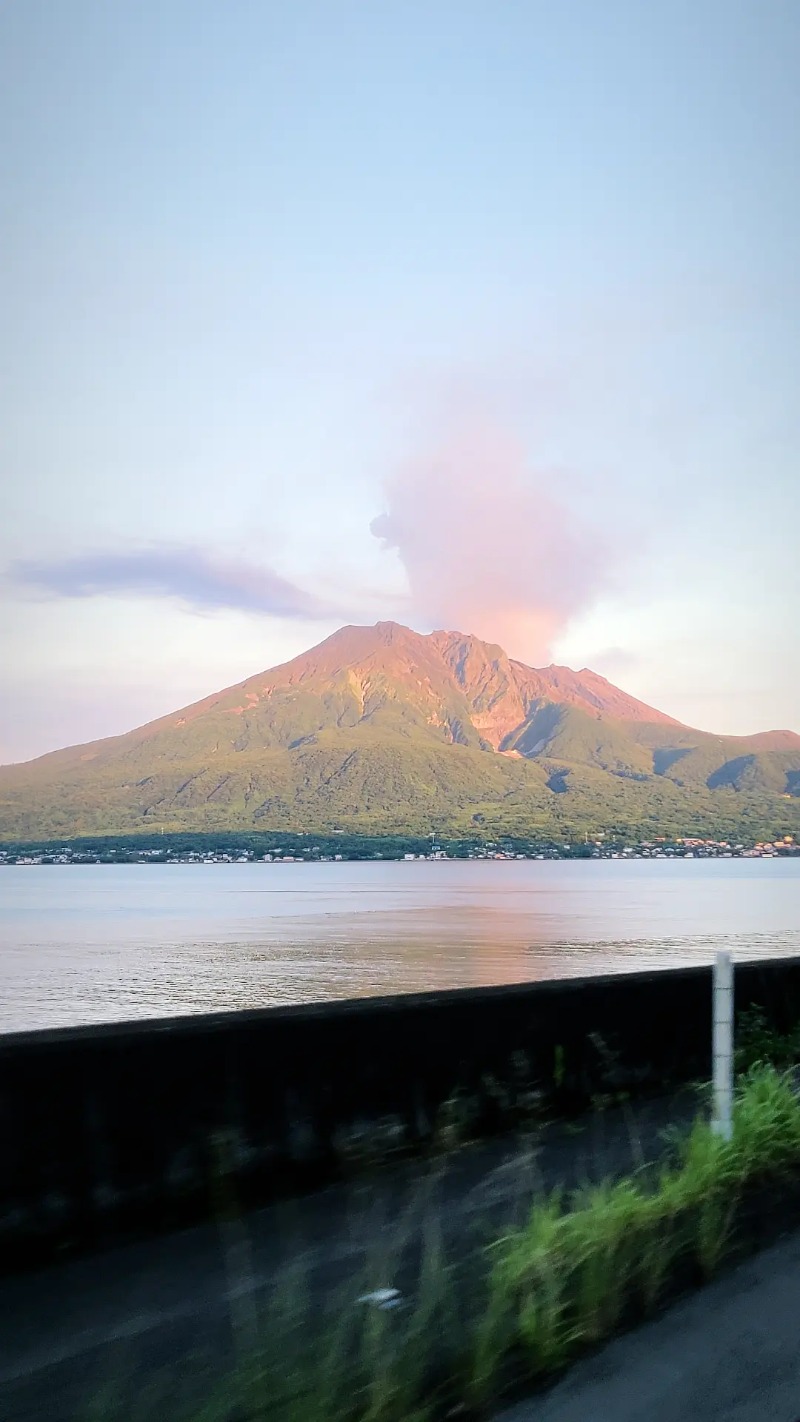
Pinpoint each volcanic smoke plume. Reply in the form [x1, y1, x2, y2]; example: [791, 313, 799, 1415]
[371, 426, 612, 663]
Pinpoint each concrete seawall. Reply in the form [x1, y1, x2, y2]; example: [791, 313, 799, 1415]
[3, 958, 800, 1270]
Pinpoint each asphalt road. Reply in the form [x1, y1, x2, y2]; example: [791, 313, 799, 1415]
[497, 1226, 800, 1422]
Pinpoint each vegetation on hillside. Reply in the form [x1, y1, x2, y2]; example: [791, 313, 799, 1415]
[1, 732, 798, 843]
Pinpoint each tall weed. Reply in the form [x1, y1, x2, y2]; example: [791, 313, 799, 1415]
[491, 1066, 800, 1388]
[84, 1066, 800, 1422]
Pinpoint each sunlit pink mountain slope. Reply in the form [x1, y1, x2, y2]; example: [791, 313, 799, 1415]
[1, 622, 798, 839]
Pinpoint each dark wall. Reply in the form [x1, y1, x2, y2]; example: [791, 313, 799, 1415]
[3, 958, 800, 1270]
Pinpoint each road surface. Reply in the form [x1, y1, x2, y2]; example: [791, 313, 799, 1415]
[497, 1227, 800, 1422]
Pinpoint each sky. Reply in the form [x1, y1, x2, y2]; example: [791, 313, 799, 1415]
[1, 0, 798, 764]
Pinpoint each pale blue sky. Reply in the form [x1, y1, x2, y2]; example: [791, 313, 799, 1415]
[1, 1, 798, 762]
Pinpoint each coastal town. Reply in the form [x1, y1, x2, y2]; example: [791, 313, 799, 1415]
[1, 835, 796, 866]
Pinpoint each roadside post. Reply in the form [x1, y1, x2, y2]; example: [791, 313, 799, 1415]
[711, 950, 734, 1141]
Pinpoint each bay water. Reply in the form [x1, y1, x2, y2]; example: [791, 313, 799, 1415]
[1, 858, 799, 1033]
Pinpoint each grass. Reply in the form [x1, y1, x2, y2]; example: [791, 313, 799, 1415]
[486, 1064, 800, 1394]
[734, 1004, 800, 1074]
[82, 1065, 800, 1422]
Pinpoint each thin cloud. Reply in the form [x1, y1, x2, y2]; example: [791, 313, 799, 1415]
[371, 422, 616, 663]
[11, 545, 335, 621]
[589, 646, 642, 676]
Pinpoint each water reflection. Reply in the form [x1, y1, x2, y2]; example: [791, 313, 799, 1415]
[2, 860, 799, 1032]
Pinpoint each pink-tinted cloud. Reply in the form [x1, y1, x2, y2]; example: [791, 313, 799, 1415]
[371, 424, 613, 663]
[589, 646, 643, 676]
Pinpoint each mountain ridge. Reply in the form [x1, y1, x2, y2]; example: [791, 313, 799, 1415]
[1, 622, 798, 841]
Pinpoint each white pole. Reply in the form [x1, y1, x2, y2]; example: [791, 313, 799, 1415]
[712, 951, 734, 1141]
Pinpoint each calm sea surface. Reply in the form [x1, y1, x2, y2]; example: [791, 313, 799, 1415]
[1, 859, 799, 1034]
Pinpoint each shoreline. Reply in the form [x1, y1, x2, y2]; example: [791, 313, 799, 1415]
[2, 844, 797, 866]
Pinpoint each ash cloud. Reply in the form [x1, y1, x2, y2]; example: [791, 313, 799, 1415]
[371, 425, 613, 663]
[12, 545, 334, 621]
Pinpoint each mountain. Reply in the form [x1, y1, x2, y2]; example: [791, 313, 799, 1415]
[1, 621, 799, 842]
